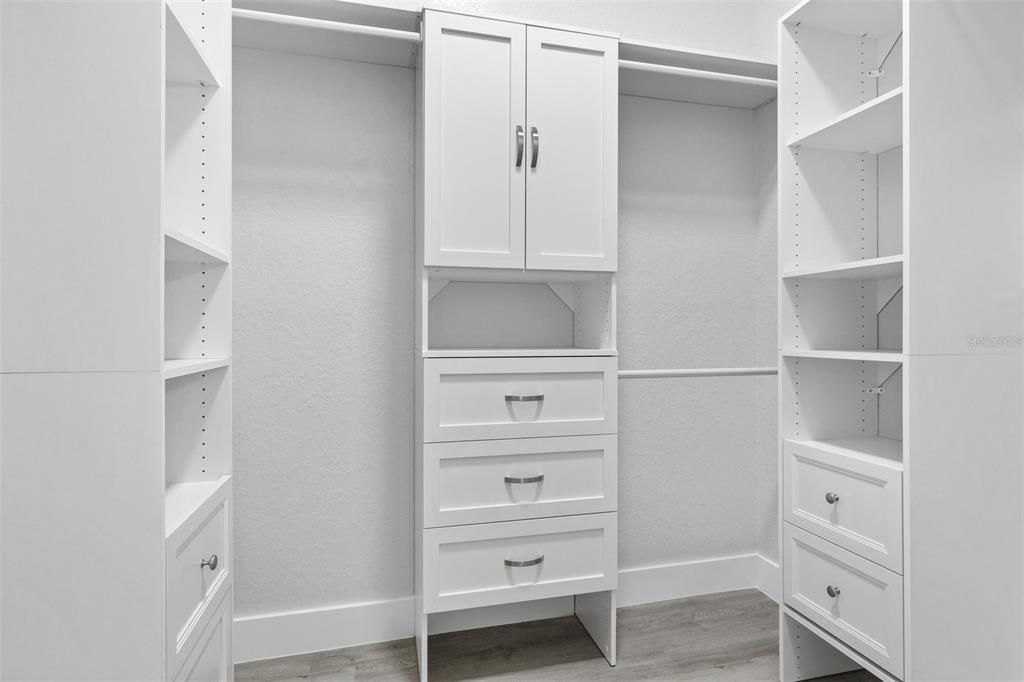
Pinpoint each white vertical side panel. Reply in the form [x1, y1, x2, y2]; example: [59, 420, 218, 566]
[423, 11, 526, 269]
[905, 0, 1023, 355]
[525, 27, 617, 272]
[0, 0, 163, 372]
[905, 355, 1022, 680]
[0, 372, 165, 681]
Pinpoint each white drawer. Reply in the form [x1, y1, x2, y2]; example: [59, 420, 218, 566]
[422, 512, 617, 613]
[784, 439, 903, 572]
[423, 356, 617, 442]
[423, 435, 617, 527]
[174, 587, 233, 682]
[784, 524, 903, 678]
[167, 481, 231, 676]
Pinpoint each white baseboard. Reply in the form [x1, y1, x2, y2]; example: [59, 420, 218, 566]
[234, 553, 782, 664]
[755, 554, 781, 603]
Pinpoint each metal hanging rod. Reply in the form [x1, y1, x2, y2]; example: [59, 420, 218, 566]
[232, 8, 422, 44]
[619, 367, 778, 379]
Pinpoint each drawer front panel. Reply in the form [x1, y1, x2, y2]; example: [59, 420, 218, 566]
[784, 524, 903, 678]
[167, 486, 231, 674]
[784, 441, 903, 572]
[424, 435, 617, 526]
[423, 512, 617, 613]
[423, 356, 617, 442]
[174, 587, 232, 682]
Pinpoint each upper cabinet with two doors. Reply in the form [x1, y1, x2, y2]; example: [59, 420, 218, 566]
[421, 11, 618, 272]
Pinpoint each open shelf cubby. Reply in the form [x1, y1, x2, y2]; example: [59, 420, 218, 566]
[781, 355, 903, 460]
[422, 269, 616, 356]
[782, 273, 902, 354]
[165, 366, 232, 521]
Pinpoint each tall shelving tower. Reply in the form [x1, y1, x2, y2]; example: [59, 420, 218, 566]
[1, 1, 234, 679]
[777, 1, 1023, 680]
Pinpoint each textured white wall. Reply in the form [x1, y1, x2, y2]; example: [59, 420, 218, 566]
[618, 96, 777, 567]
[233, 48, 415, 614]
[232, 1, 783, 621]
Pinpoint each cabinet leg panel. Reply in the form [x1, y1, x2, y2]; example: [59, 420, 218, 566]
[575, 590, 616, 666]
[416, 612, 429, 682]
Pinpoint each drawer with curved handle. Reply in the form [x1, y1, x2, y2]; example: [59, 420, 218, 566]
[784, 439, 903, 572]
[423, 356, 617, 442]
[423, 435, 617, 527]
[166, 480, 231, 677]
[784, 524, 903, 678]
[422, 512, 617, 613]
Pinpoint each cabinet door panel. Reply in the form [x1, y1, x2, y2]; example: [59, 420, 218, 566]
[423, 12, 526, 268]
[526, 28, 617, 272]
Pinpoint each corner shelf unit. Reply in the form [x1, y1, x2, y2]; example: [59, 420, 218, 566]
[163, 1, 234, 680]
[778, 1, 1023, 681]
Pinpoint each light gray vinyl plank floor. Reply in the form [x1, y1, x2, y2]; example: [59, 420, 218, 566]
[235, 589, 877, 682]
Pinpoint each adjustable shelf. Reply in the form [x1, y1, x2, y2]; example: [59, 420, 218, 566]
[782, 255, 903, 280]
[165, 475, 231, 538]
[165, 229, 230, 265]
[163, 357, 231, 380]
[782, 349, 904, 363]
[166, 3, 219, 86]
[788, 88, 903, 154]
[783, 0, 902, 39]
[786, 437, 903, 470]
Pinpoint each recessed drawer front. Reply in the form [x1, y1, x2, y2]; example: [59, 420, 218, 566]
[784, 524, 904, 678]
[167, 485, 230, 676]
[424, 435, 617, 527]
[423, 512, 617, 613]
[784, 441, 903, 572]
[173, 587, 232, 682]
[423, 356, 617, 442]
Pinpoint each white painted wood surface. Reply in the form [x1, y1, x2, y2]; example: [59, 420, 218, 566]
[167, 483, 232, 677]
[784, 439, 903, 572]
[423, 12, 526, 268]
[784, 524, 904, 677]
[525, 27, 618, 272]
[779, 1, 1023, 679]
[0, 0, 163, 373]
[422, 513, 617, 613]
[423, 435, 617, 526]
[422, 356, 618, 442]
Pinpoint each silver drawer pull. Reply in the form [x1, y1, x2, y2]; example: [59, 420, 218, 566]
[530, 126, 539, 168]
[505, 474, 545, 484]
[826, 585, 841, 598]
[505, 394, 544, 402]
[201, 554, 218, 572]
[515, 125, 525, 168]
[505, 555, 544, 568]
[825, 492, 840, 504]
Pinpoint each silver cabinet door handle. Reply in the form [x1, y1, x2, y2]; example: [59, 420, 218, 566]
[530, 126, 539, 168]
[505, 474, 544, 484]
[515, 125, 525, 168]
[201, 554, 218, 571]
[826, 585, 841, 598]
[505, 394, 544, 402]
[825, 492, 840, 504]
[505, 555, 544, 567]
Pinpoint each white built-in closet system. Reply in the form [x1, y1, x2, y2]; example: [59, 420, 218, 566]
[233, 2, 777, 680]
[777, 1, 1023, 680]
[1, 1, 234, 679]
